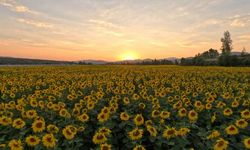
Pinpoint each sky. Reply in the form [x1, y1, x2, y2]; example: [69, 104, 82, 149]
[0, 0, 250, 61]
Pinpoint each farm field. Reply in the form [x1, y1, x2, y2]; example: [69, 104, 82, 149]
[0, 65, 250, 150]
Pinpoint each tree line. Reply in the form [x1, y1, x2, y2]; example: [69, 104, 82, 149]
[180, 31, 250, 66]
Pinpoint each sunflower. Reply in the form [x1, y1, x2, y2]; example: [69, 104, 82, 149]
[98, 127, 111, 136]
[207, 130, 220, 139]
[133, 114, 144, 126]
[151, 110, 160, 118]
[243, 137, 250, 149]
[223, 108, 233, 116]
[62, 127, 75, 140]
[0, 116, 12, 126]
[231, 100, 239, 108]
[25, 135, 40, 147]
[59, 108, 70, 118]
[120, 112, 130, 121]
[100, 143, 112, 150]
[42, 134, 56, 148]
[87, 102, 95, 110]
[213, 138, 229, 150]
[26, 110, 37, 119]
[47, 124, 59, 134]
[128, 128, 143, 140]
[92, 132, 107, 144]
[225, 125, 239, 135]
[123, 97, 130, 105]
[138, 103, 145, 109]
[101, 107, 110, 114]
[188, 110, 198, 123]
[97, 113, 109, 123]
[133, 145, 146, 150]
[178, 108, 187, 117]
[241, 109, 250, 119]
[163, 127, 177, 139]
[146, 125, 157, 137]
[8, 139, 23, 150]
[235, 119, 248, 129]
[205, 103, 212, 110]
[32, 120, 45, 133]
[12, 118, 25, 129]
[78, 113, 89, 122]
[145, 120, 153, 126]
[160, 111, 171, 119]
[194, 101, 203, 109]
[177, 127, 190, 137]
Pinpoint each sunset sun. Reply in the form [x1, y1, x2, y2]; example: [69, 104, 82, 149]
[119, 52, 139, 60]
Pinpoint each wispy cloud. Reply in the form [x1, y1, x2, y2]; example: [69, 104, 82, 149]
[0, 0, 37, 14]
[88, 19, 122, 30]
[17, 18, 54, 29]
[229, 14, 250, 27]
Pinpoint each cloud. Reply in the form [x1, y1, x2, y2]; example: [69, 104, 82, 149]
[229, 14, 250, 27]
[0, 0, 37, 14]
[230, 19, 246, 27]
[17, 18, 54, 29]
[183, 18, 222, 32]
[88, 19, 122, 30]
[237, 34, 250, 41]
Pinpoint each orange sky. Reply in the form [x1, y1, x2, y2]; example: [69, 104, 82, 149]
[0, 0, 250, 61]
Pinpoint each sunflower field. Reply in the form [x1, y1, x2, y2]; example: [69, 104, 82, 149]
[0, 65, 250, 150]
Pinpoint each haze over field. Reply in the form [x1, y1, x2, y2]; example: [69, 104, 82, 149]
[0, 0, 250, 61]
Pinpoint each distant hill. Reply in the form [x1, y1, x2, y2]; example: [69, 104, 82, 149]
[108, 57, 180, 64]
[0, 57, 74, 65]
[76, 59, 109, 65]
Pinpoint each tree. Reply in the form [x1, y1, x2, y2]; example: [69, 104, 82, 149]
[241, 47, 247, 56]
[221, 31, 232, 54]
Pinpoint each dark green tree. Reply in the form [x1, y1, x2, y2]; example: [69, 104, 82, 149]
[220, 31, 232, 54]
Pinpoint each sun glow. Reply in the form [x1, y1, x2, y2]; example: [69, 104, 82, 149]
[119, 51, 139, 60]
